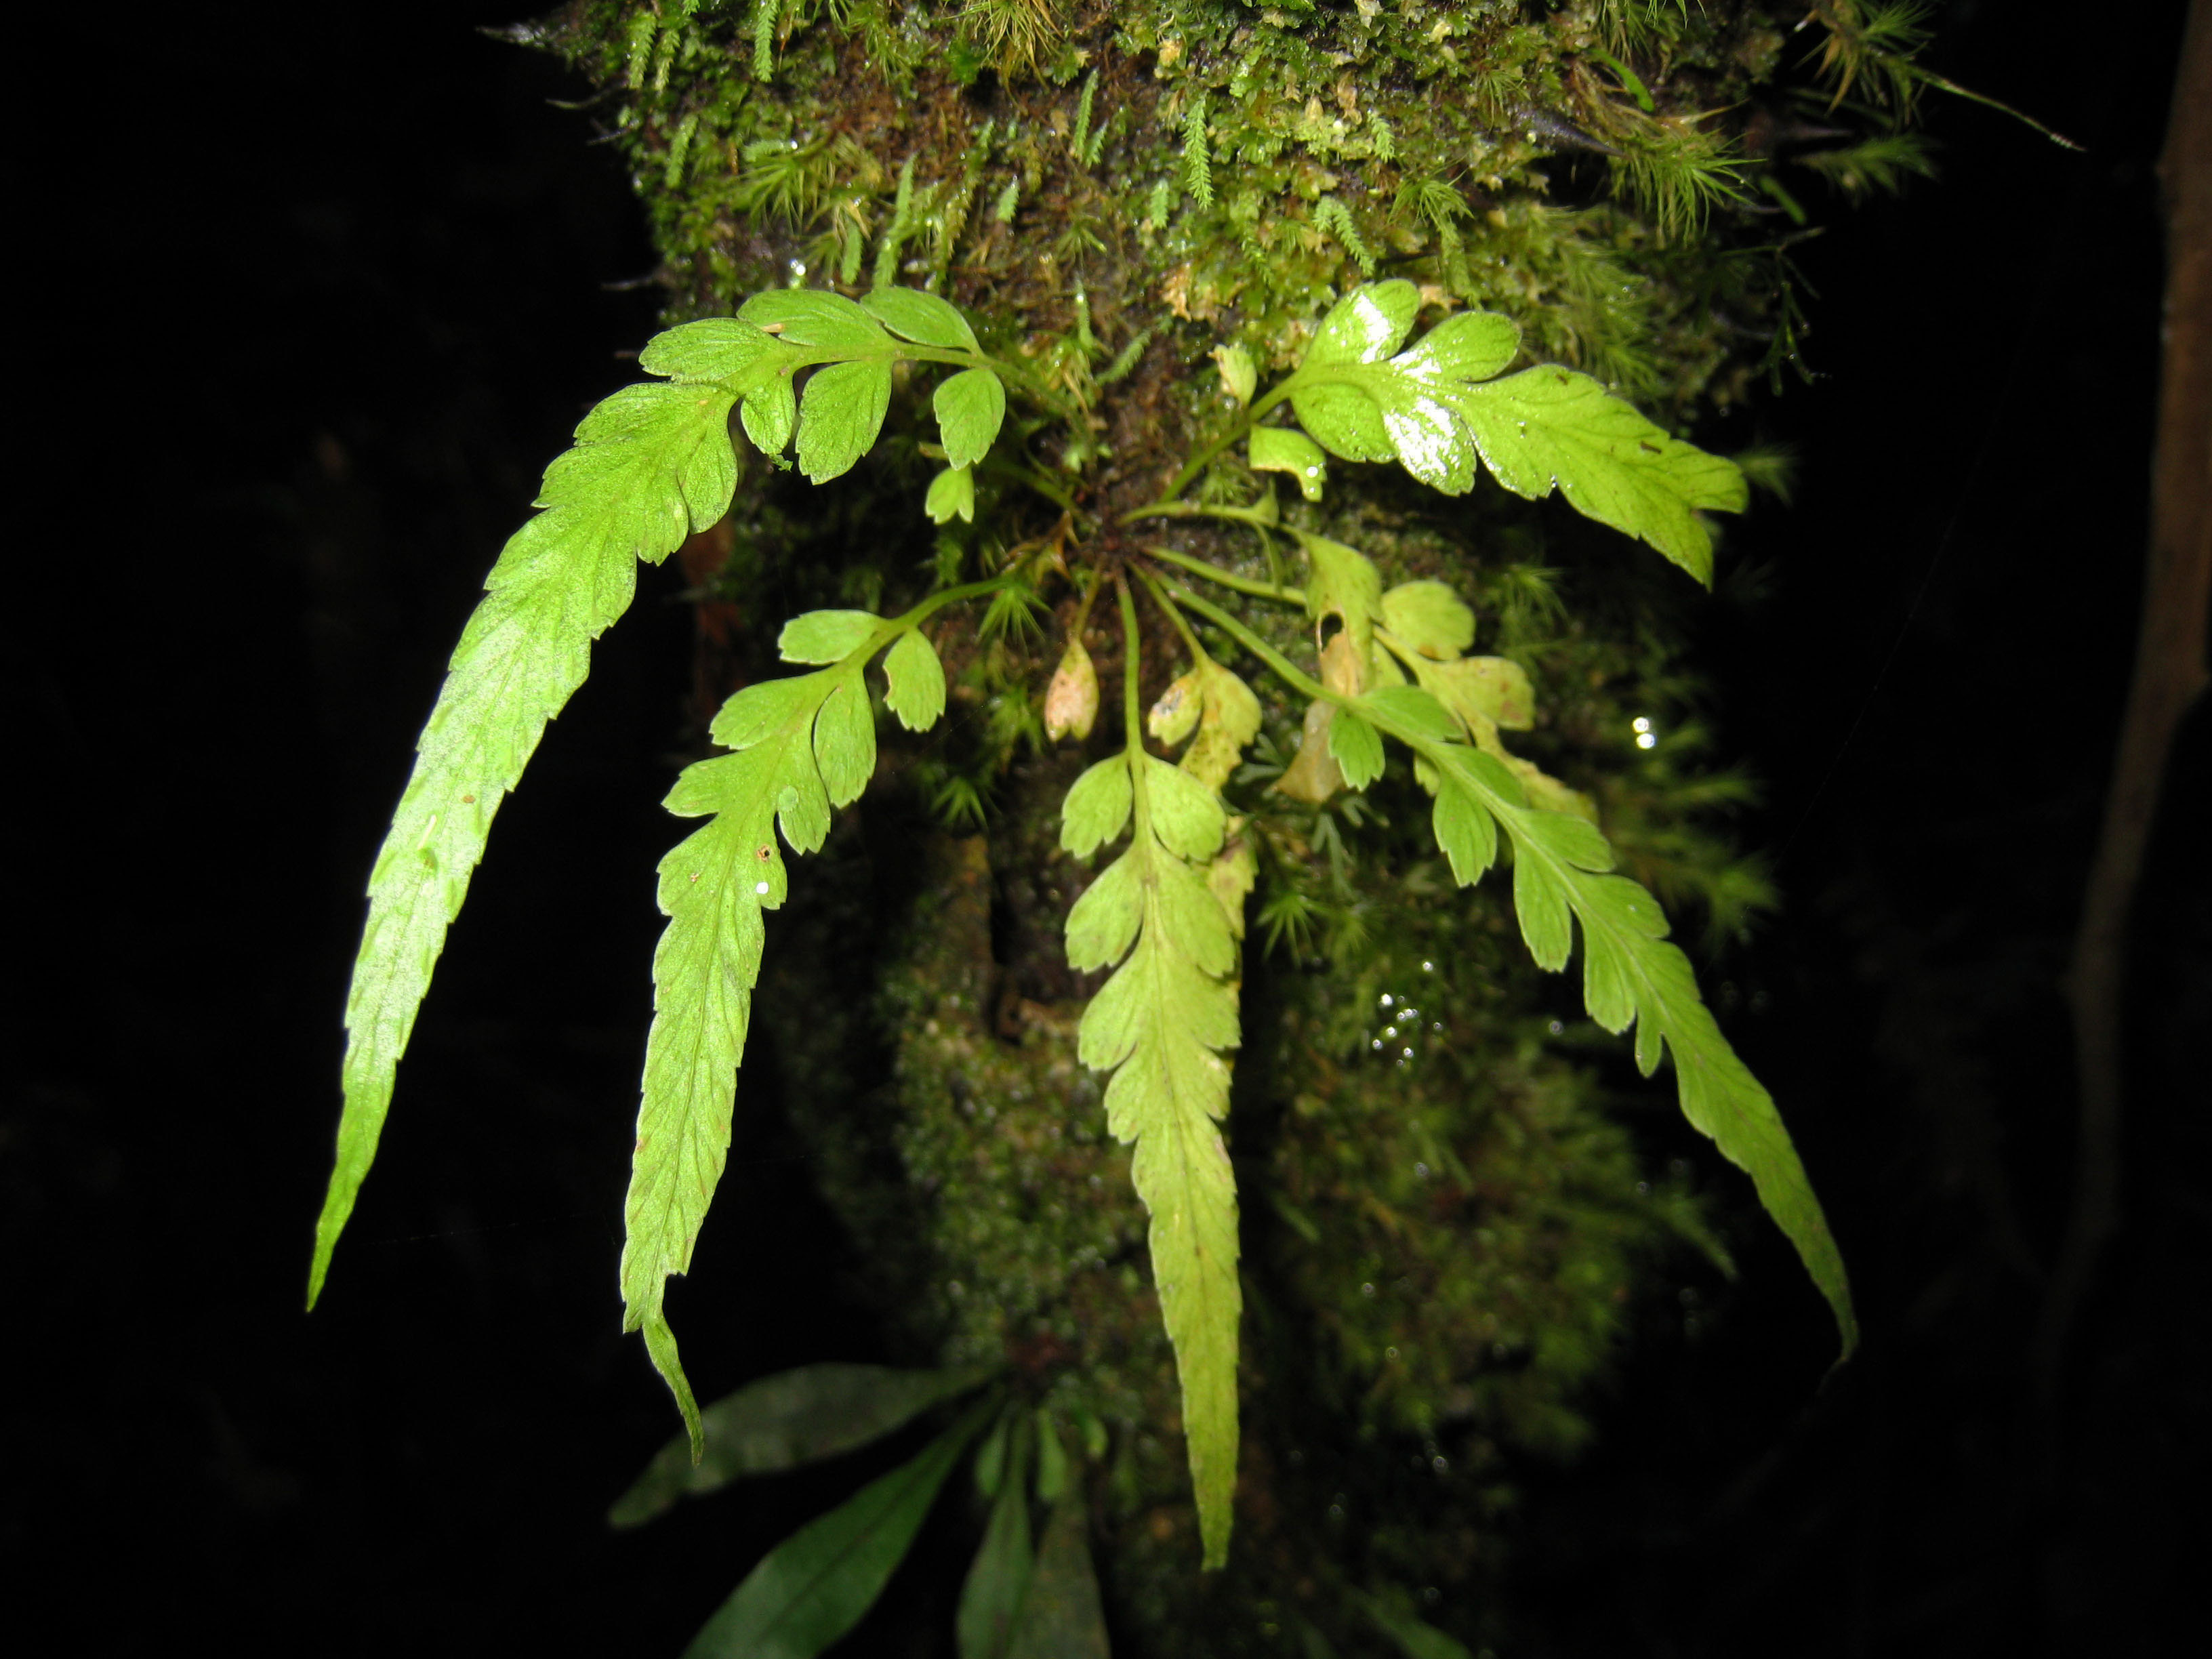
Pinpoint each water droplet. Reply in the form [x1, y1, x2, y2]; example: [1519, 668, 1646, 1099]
[1360, 1282, 1376, 1298]
[755, 880, 771, 895]
[1547, 1019, 1564, 1035]
[1378, 992, 1394, 1007]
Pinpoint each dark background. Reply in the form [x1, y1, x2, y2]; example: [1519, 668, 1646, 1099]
[11, 1, 2199, 1652]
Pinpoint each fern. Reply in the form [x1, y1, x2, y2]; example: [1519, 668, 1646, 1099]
[312, 276, 1852, 1583]
[310, 288, 1038, 1408]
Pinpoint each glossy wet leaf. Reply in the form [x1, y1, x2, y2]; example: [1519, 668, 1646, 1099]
[1250, 425, 1328, 500]
[608, 1363, 996, 1528]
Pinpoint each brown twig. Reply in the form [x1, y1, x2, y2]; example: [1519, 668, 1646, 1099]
[2037, 0, 2212, 1426]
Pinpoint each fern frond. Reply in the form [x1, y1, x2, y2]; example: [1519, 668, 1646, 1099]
[1061, 584, 1243, 1567]
[308, 370, 741, 1309]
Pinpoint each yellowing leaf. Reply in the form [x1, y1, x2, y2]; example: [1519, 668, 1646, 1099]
[1378, 581, 1475, 659]
[1063, 746, 1244, 1568]
[1179, 660, 1263, 790]
[1044, 638, 1100, 741]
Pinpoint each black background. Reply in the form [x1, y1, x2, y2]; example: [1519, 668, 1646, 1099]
[12, 1, 2200, 1652]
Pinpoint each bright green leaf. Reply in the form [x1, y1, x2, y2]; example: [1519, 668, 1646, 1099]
[1328, 707, 1385, 790]
[683, 1397, 994, 1659]
[779, 610, 882, 664]
[1145, 756, 1227, 862]
[1179, 660, 1264, 791]
[1378, 581, 1475, 659]
[1250, 425, 1329, 501]
[309, 376, 739, 1309]
[926, 464, 977, 525]
[1360, 684, 1459, 745]
[796, 360, 894, 483]
[812, 674, 876, 808]
[1381, 730, 1857, 1359]
[712, 676, 822, 752]
[882, 629, 947, 731]
[1431, 786, 1498, 884]
[1454, 366, 1749, 583]
[640, 316, 785, 384]
[860, 286, 981, 350]
[1071, 744, 1243, 1568]
[934, 367, 1007, 470]
[609, 1363, 996, 1528]
[1390, 308, 1519, 386]
[739, 288, 888, 352]
[1212, 342, 1257, 405]
[743, 373, 798, 457]
[1288, 380, 1395, 464]
[1061, 756, 1134, 859]
[1065, 851, 1143, 972]
[1307, 279, 1419, 365]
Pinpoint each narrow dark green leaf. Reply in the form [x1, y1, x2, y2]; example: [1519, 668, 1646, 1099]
[956, 1421, 1033, 1659]
[610, 1363, 996, 1528]
[1004, 1497, 1111, 1659]
[1363, 1591, 1474, 1659]
[683, 1398, 994, 1659]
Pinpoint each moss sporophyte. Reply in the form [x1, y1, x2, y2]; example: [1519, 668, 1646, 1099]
[304, 5, 1961, 1652]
